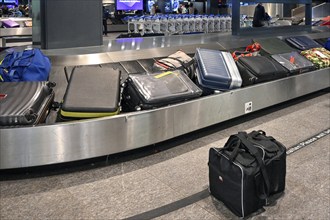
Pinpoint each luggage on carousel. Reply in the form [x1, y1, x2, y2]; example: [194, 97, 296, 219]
[195, 48, 242, 94]
[253, 38, 295, 55]
[153, 50, 195, 79]
[271, 51, 315, 74]
[300, 47, 330, 69]
[285, 36, 322, 51]
[60, 66, 121, 119]
[236, 56, 289, 86]
[0, 81, 55, 127]
[122, 70, 202, 111]
[209, 130, 286, 217]
[1, 19, 20, 28]
[24, 20, 32, 27]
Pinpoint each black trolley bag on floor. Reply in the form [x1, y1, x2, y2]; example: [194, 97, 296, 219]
[208, 130, 286, 218]
[60, 66, 121, 119]
[236, 56, 289, 86]
[0, 81, 55, 127]
[121, 70, 202, 111]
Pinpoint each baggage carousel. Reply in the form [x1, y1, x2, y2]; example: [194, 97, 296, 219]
[0, 30, 329, 169]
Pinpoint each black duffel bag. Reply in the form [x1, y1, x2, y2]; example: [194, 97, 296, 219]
[208, 130, 286, 217]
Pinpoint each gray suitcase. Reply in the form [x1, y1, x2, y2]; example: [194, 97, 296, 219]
[60, 66, 121, 119]
[0, 81, 55, 127]
[195, 48, 242, 93]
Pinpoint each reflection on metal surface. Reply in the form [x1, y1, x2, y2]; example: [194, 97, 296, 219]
[0, 69, 329, 169]
[0, 28, 32, 37]
[48, 43, 224, 66]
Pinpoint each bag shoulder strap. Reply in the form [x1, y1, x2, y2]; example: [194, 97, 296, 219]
[236, 132, 271, 199]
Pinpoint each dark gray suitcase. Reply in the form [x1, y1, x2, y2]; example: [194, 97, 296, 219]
[254, 38, 295, 55]
[122, 70, 202, 111]
[237, 56, 289, 86]
[60, 66, 121, 118]
[0, 81, 55, 127]
[285, 36, 322, 51]
[195, 48, 242, 93]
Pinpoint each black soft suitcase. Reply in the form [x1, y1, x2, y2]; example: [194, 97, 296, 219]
[0, 81, 55, 127]
[209, 130, 286, 218]
[60, 66, 121, 119]
[285, 36, 322, 50]
[236, 56, 289, 86]
[122, 70, 202, 111]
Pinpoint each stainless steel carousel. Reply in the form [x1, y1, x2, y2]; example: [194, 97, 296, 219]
[0, 30, 329, 169]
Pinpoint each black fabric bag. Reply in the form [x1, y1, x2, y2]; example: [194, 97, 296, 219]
[208, 130, 286, 217]
[236, 56, 289, 86]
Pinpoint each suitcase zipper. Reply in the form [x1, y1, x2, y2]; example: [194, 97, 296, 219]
[213, 148, 245, 217]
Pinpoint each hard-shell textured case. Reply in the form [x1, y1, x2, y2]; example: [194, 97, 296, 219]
[195, 48, 242, 92]
[61, 66, 121, 118]
[0, 81, 55, 126]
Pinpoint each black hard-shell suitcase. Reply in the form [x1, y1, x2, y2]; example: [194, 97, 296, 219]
[122, 70, 202, 111]
[60, 66, 121, 118]
[271, 51, 315, 74]
[254, 38, 295, 55]
[0, 81, 55, 127]
[237, 56, 289, 86]
[285, 36, 322, 51]
[195, 48, 242, 93]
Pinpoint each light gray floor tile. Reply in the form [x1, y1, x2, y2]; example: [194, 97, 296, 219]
[65, 169, 185, 219]
[0, 188, 87, 220]
[135, 146, 211, 196]
[154, 203, 221, 220]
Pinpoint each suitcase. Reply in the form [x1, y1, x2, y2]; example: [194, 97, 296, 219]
[300, 47, 330, 69]
[254, 38, 295, 55]
[236, 56, 289, 86]
[122, 70, 202, 111]
[2, 19, 20, 28]
[271, 51, 315, 74]
[0, 81, 55, 127]
[24, 20, 32, 27]
[285, 36, 322, 51]
[60, 66, 121, 119]
[153, 50, 195, 80]
[195, 48, 242, 93]
[209, 130, 286, 217]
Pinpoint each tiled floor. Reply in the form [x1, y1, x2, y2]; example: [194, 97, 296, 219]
[0, 90, 329, 219]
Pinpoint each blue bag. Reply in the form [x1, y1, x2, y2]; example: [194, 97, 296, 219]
[0, 48, 51, 82]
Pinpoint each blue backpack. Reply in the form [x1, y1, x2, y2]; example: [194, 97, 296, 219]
[0, 48, 51, 82]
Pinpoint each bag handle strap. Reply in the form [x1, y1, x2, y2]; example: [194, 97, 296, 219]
[235, 132, 271, 200]
[250, 130, 276, 142]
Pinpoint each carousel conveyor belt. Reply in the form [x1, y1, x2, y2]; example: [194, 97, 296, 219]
[0, 31, 329, 169]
